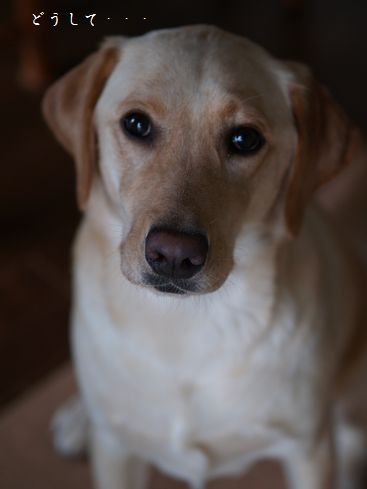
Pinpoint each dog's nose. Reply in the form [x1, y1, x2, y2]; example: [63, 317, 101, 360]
[145, 228, 208, 279]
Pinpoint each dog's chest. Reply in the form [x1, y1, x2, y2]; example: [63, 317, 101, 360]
[74, 292, 289, 480]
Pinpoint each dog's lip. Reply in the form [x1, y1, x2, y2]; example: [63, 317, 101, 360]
[153, 283, 186, 295]
[142, 272, 197, 295]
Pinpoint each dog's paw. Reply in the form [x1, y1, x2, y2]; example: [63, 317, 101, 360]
[51, 396, 89, 458]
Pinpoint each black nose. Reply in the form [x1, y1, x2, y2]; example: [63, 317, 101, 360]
[145, 228, 208, 279]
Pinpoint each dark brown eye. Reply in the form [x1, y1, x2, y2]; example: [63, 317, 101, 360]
[228, 126, 265, 155]
[122, 112, 152, 139]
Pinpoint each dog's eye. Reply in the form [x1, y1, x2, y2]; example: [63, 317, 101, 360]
[228, 126, 265, 155]
[122, 112, 152, 139]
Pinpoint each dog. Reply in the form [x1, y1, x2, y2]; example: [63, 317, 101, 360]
[42, 25, 367, 489]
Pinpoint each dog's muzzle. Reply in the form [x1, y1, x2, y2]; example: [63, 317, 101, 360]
[144, 227, 208, 294]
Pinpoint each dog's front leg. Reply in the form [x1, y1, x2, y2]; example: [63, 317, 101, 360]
[51, 395, 89, 457]
[282, 435, 335, 489]
[91, 428, 150, 489]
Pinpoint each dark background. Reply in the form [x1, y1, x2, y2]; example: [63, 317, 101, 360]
[1, 0, 367, 407]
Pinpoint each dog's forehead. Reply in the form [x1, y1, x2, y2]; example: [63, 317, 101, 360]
[99, 26, 292, 124]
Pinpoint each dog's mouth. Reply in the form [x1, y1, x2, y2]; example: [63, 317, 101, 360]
[142, 273, 198, 295]
[153, 283, 186, 295]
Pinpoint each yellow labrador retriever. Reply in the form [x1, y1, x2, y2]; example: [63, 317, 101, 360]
[43, 25, 367, 489]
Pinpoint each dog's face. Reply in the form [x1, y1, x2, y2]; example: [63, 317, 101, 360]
[43, 25, 357, 296]
[95, 28, 297, 295]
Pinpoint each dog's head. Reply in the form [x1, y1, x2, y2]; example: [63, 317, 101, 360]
[43, 25, 359, 296]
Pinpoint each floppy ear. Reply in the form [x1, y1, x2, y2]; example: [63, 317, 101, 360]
[285, 62, 362, 236]
[42, 46, 119, 209]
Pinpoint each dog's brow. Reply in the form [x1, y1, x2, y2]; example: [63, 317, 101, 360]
[218, 96, 269, 129]
[117, 95, 167, 117]
[224, 92, 264, 110]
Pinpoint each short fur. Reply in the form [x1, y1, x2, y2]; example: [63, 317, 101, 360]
[43, 25, 367, 489]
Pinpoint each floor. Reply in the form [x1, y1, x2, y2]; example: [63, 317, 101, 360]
[0, 366, 287, 489]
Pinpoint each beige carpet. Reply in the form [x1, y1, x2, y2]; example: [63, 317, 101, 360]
[0, 366, 286, 489]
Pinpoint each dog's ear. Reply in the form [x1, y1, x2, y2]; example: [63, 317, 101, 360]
[42, 46, 119, 209]
[285, 62, 362, 236]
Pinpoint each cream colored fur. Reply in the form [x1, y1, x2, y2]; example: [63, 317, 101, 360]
[44, 25, 367, 489]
